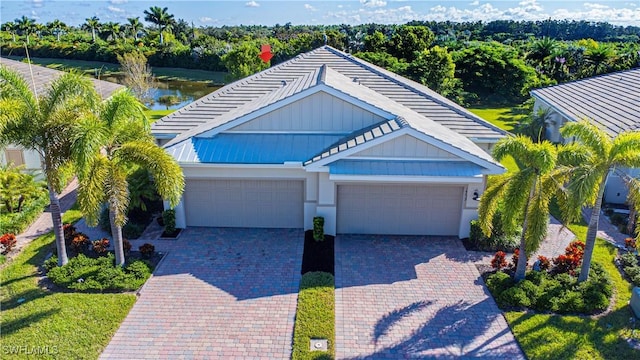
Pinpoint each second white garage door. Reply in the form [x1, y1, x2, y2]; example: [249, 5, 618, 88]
[184, 179, 304, 228]
[337, 184, 463, 235]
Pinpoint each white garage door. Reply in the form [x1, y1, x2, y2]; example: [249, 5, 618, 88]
[337, 184, 463, 235]
[184, 179, 303, 228]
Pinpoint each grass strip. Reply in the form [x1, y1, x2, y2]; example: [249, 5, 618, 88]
[292, 272, 335, 360]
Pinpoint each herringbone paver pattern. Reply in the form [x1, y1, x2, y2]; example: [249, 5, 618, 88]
[101, 227, 303, 360]
[335, 235, 524, 359]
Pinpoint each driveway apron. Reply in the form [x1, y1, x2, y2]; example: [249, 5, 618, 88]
[335, 235, 524, 359]
[101, 227, 303, 360]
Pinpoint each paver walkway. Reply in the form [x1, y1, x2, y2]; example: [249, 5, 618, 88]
[100, 227, 304, 360]
[335, 235, 525, 359]
[13, 179, 78, 254]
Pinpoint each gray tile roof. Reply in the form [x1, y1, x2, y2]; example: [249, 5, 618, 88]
[531, 68, 640, 136]
[0, 57, 123, 99]
[153, 46, 506, 140]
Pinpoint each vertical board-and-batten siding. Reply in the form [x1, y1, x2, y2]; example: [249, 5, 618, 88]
[352, 134, 459, 159]
[228, 91, 385, 133]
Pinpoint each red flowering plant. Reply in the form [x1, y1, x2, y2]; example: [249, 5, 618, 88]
[510, 248, 523, 270]
[70, 233, 90, 254]
[123, 239, 132, 255]
[0, 233, 17, 254]
[92, 238, 110, 256]
[625, 237, 637, 251]
[552, 240, 585, 276]
[537, 255, 551, 271]
[491, 251, 508, 270]
[139, 243, 155, 259]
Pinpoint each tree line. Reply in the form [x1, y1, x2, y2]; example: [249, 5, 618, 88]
[1, 7, 639, 105]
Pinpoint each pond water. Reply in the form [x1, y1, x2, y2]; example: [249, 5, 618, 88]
[100, 75, 221, 110]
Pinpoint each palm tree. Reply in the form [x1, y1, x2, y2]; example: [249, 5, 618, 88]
[478, 136, 567, 281]
[143, 6, 175, 44]
[527, 37, 559, 64]
[3, 21, 18, 42]
[103, 22, 122, 42]
[560, 120, 640, 282]
[126, 17, 143, 41]
[584, 43, 616, 76]
[72, 89, 184, 266]
[0, 66, 99, 266]
[83, 16, 100, 43]
[15, 16, 35, 45]
[47, 19, 67, 42]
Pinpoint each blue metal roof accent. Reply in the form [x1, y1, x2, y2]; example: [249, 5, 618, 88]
[178, 134, 345, 164]
[329, 160, 484, 177]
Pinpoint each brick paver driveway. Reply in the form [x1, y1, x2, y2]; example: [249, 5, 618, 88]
[335, 235, 524, 359]
[101, 227, 303, 359]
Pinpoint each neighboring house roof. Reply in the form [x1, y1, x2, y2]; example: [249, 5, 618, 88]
[531, 68, 640, 137]
[153, 46, 506, 141]
[0, 57, 123, 99]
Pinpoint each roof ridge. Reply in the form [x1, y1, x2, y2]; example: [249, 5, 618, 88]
[321, 46, 507, 137]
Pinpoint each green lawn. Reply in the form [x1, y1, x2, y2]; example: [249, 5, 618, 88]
[6, 56, 227, 84]
[505, 205, 640, 359]
[0, 207, 136, 359]
[144, 109, 174, 122]
[292, 272, 335, 360]
[468, 105, 526, 173]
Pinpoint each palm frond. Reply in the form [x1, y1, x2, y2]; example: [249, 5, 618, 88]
[72, 113, 108, 179]
[557, 142, 591, 166]
[566, 164, 605, 207]
[492, 135, 533, 165]
[624, 177, 640, 239]
[115, 141, 184, 208]
[560, 120, 610, 159]
[500, 170, 535, 234]
[478, 174, 511, 236]
[77, 155, 109, 226]
[39, 71, 98, 120]
[612, 131, 640, 159]
[525, 183, 550, 254]
[105, 163, 130, 227]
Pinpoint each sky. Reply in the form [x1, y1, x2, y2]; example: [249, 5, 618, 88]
[1, 0, 639, 27]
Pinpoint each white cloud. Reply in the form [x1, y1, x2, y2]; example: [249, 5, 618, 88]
[31, 0, 43, 8]
[518, 0, 543, 12]
[304, 4, 317, 11]
[360, 0, 387, 8]
[583, 3, 610, 10]
[199, 17, 215, 23]
[470, 0, 480, 5]
[245, 1, 260, 8]
[107, 6, 124, 13]
[110, 0, 128, 4]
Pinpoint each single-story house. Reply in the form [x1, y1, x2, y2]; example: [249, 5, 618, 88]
[531, 68, 640, 204]
[153, 46, 507, 237]
[0, 57, 123, 173]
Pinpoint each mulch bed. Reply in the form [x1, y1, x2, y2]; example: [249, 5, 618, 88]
[160, 228, 181, 238]
[301, 230, 334, 275]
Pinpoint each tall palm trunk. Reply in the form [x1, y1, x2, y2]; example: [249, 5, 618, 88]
[91, 29, 96, 43]
[49, 185, 69, 266]
[578, 175, 608, 282]
[515, 179, 537, 281]
[108, 205, 126, 266]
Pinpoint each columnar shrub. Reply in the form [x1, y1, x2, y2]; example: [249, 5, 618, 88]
[0, 233, 17, 254]
[313, 216, 324, 242]
[163, 209, 176, 234]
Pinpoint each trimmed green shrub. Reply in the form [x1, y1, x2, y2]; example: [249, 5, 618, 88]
[163, 209, 176, 234]
[0, 190, 49, 235]
[313, 216, 324, 242]
[468, 211, 519, 252]
[46, 253, 152, 292]
[486, 262, 612, 314]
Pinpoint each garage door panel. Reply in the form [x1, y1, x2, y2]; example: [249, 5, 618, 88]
[185, 179, 303, 228]
[337, 184, 462, 235]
